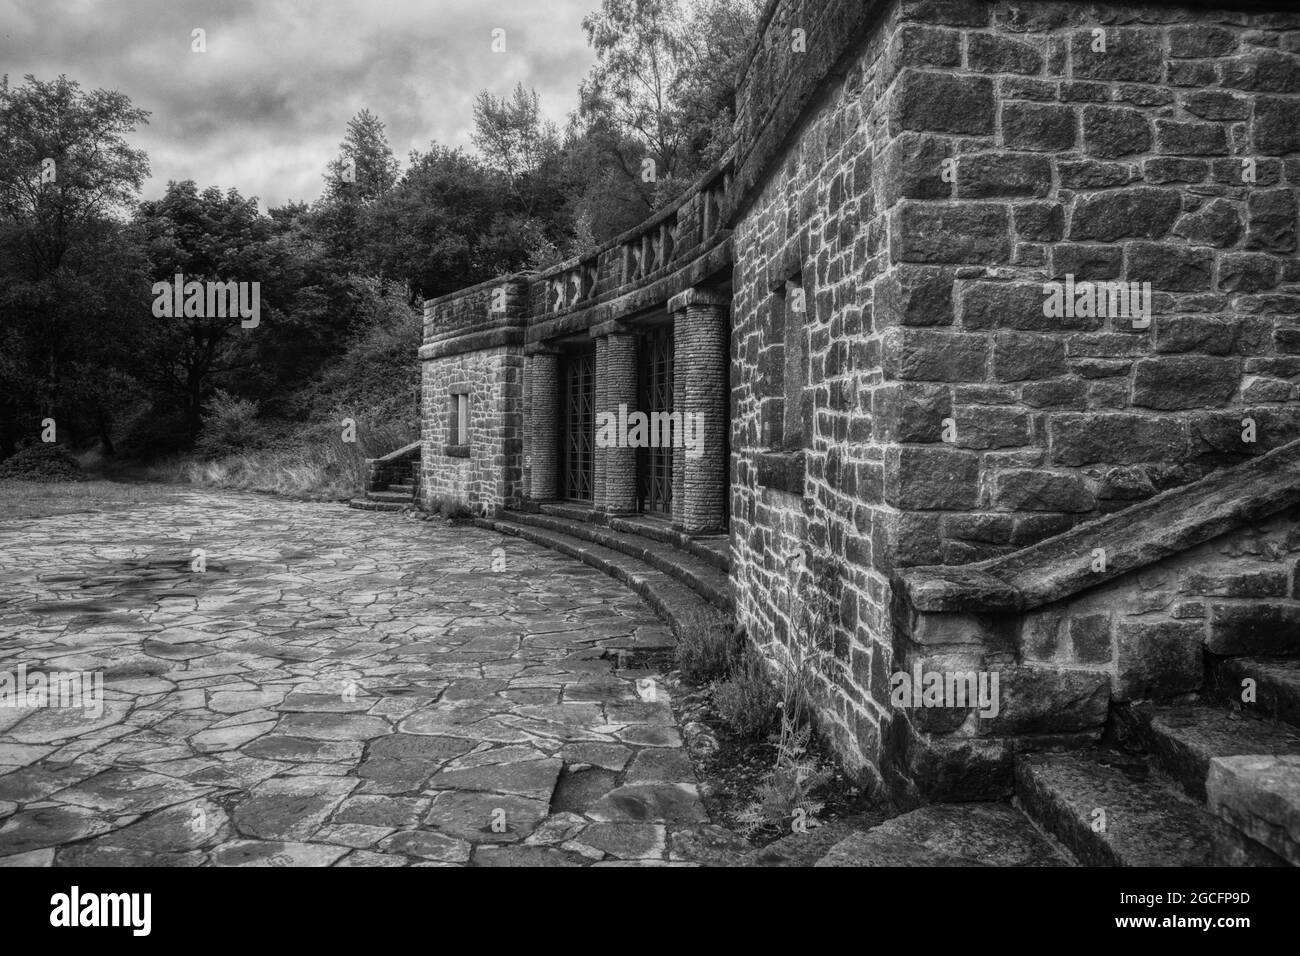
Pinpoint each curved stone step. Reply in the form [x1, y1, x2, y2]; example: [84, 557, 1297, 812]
[1116, 703, 1300, 801]
[478, 518, 729, 640]
[504, 511, 731, 612]
[538, 504, 731, 574]
[1015, 751, 1286, 867]
[604, 516, 730, 575]
[1211, 657, 1300, 731]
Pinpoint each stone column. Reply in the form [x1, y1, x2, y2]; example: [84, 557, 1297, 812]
[592, 335, 608, 511]
[602, 331, 640, 515]
[669, 287, 729, 535]
[526, 349, 560, 502]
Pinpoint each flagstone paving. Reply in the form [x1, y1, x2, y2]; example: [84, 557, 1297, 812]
[0, 489, 725, 866]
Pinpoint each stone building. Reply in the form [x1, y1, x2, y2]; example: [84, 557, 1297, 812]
[392, 0, 1300, 862]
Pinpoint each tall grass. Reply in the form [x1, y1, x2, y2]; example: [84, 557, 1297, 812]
[0, 479, 184, 521]
[174, 417, 416, 501]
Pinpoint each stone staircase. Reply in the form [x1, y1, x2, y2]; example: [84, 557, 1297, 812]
[737, 441, 1300, 868]
[475, 503, 732, 640]
[1014, 656, 1300, 867]
[853, 439, 1300, 867]
[349, 441, 420, 512]
[737, 652, 1300, 867]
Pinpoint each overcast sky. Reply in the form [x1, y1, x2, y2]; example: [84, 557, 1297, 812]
[0, 0, 598, 209]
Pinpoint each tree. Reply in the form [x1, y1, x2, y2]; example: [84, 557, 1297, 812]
[366, 144, 535, 299]
[672, 0, 765, 169]
[558, 122, 654, 242]
[313, 109, 400, 267]
[0, 74, 150, 270]
[324, 108, 399, 202]
[578, 0, 687, 188]
[134, 181, 281, 442]
[472, 84, 560, 215]
[0, 74, 151, 455]
[572, 0, 762, 210]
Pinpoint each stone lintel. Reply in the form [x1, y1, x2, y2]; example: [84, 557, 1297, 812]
[589, 319, 637, 339]
[419, 327, 524, 361]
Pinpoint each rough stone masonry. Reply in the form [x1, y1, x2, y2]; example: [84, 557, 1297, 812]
[420, 0, 1300, 801]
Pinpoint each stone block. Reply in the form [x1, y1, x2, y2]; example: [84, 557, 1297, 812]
[885, 447, 980, 510]
[1002, 102, 1076, 150]
[891, 202, 1011, 264]
[893, 69, 995, 134]
[1114, 619, 1204, 700]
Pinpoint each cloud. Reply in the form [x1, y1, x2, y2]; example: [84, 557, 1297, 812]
[0, 0, 597, 206]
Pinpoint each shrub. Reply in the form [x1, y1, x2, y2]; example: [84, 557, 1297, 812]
[196, 390, 263, 459]
[713, 645, 780, 740]
[675, 618, 738, 684]
[0, 443, 82, 482]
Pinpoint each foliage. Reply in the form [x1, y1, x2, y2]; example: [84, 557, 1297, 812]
[675, 617, 739, 684]
[473, 84, 560, 213]
[0, 74, 152, 458]
[734, 722, 833, 835]
[177, 413, 415, 501]
[324, 108, 399, 203]
[574, 0, 763, 209]
[195, 390, 262, 459]
[364, 144, 535, 299]
[0, 73, 150, 229]
[134, 181, 281, 443]
[713, 644, 780, 740]
[0, 5, 768, 482]
[0, 442, 82, 481]
[733, 561, 842, 835]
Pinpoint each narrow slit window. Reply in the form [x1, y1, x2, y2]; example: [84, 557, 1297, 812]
[760, 274, 807, 452]
[453, 393, 469, 446]
[782, 276, 806, 451]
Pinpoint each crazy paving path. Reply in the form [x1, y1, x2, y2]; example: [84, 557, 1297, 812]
[0, 489, 718, 866]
